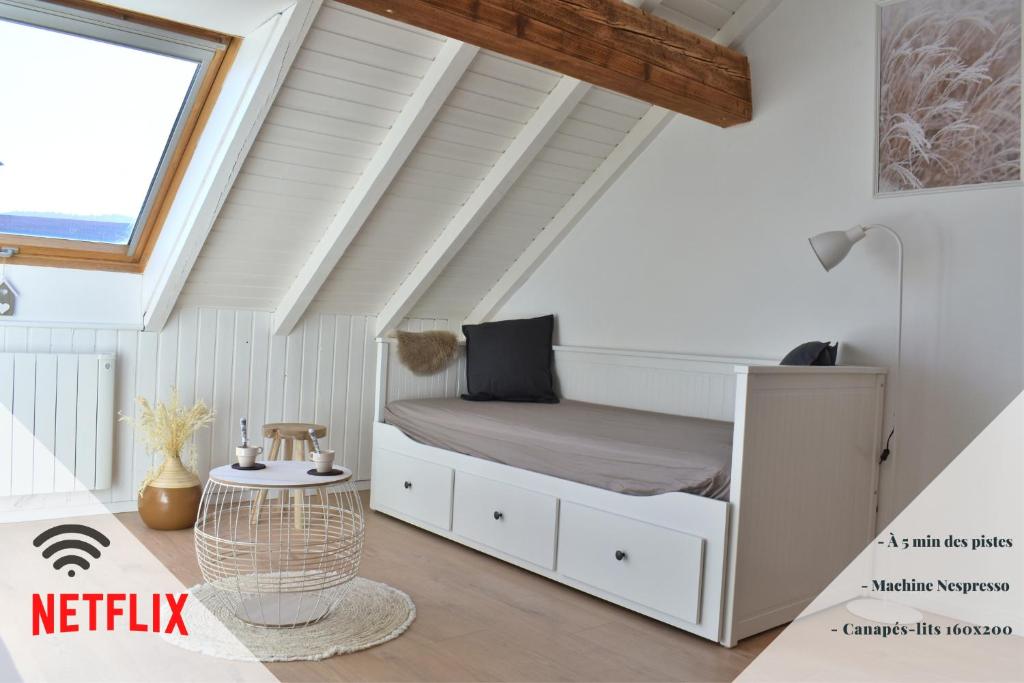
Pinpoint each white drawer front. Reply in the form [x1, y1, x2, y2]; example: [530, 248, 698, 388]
[452, 471, 558, 569]
[557, 502, 705, 624]
[372, 449, 454, 530]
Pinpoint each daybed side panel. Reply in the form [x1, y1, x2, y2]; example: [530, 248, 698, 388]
[723, 367, 886, 645]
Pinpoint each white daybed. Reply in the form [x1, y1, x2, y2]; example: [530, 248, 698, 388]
[369, 340, 886, 646]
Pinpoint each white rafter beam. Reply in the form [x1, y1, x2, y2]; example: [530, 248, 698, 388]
[143, 0, 322, 332]
[463, 0, 778, 325]
[271, 39, 478, 336]
[374, 76, 591, 337]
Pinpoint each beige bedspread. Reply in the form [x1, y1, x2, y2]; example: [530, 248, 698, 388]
[383, 398, 732, 498]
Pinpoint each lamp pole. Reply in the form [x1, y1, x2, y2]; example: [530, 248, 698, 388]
[862, 225, 903, 523]
[808, 222, 920, 624]
[855, 225, 918, 625]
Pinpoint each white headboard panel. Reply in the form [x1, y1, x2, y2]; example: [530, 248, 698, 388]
[383, 341, 466, 404]
[376, 340, 774, 422]
[552, 346, 772, 421]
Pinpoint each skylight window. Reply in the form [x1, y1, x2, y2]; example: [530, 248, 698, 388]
[0, 0, 232, 269]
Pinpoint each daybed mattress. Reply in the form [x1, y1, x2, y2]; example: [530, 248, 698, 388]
[383, 398, 732, 499]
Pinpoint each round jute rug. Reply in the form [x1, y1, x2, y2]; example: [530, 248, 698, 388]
[163, 577, 415, 662]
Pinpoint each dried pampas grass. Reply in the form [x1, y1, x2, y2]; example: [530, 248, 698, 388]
[878, 0, 1021, 192]
[120, 388, 214, 494]
[396, 330, 458, 375]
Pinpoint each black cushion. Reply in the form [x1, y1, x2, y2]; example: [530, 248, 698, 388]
[461, 315, 558, 403]
[781, 341, 838, 366]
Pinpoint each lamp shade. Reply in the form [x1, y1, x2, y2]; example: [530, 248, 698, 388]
[808, 226, 867, 271]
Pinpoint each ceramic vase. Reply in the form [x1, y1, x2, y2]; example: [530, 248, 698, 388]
[138, 451, 202, 530]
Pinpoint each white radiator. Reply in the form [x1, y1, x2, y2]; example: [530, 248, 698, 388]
[0, 353, 116, 495]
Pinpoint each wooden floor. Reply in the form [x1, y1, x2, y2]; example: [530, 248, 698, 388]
[118, 493, 779, 682]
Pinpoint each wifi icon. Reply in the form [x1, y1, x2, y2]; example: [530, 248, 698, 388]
[33, 524, 111, 577]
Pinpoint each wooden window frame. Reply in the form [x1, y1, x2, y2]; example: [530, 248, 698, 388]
[0, 0, 238, 272]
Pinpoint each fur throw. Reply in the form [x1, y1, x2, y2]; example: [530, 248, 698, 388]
[396, 330, 458, 376]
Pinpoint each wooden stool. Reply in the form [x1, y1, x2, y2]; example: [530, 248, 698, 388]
[254, 423, 327, 529]
[263, 422, 327, 463]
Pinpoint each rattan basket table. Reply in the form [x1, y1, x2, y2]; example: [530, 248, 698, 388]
[194, 461, 365, 627]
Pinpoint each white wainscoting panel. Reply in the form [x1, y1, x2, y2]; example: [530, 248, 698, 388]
[553, 346, 771, 421]
[0, 310, 456, 506]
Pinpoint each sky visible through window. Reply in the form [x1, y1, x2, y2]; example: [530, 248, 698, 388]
[0, 18, 198, 245]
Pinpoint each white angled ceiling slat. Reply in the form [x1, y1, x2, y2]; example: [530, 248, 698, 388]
[316, 3, 443, 52]
[253, 130, 377, 165]
[284, 69, 408, 110]
[302, 29, 435, 76]
[435, 105, 526, 138]
[662, 0, 732, 30]
[274, 86, 402, 128]
[654, 0, 737, 36]
[292, 50, 423, 94]
[242, 157, 360, 188]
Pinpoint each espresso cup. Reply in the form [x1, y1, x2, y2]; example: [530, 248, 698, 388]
[235, 445, 263, 468]
[311, 449, 335, 474]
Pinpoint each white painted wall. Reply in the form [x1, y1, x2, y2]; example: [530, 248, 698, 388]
[0, 266, 140, 329]
[499, 0, 1023, 524]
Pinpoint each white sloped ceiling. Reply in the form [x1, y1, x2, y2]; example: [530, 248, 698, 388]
[310, 51, 561, 316]
[652, 0, 748, 37]
[180, 4, 446, 310]
[409, 87, 649, 320]
[180, 0, 757, 327]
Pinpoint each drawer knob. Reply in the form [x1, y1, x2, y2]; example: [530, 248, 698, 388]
[493, 511, 503, 520]
[615, 550, 627, 561]
[403, 481, 412, 489]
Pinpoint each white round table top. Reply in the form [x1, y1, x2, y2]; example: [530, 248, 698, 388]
[208, 460, 352, 488]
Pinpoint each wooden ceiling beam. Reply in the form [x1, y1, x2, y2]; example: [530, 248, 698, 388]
[338, 0, 752, 127]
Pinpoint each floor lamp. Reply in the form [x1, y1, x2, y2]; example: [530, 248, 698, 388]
[807, 224, 923, 624]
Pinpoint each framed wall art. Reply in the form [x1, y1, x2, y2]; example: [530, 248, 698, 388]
[876, 0, 1022, 195]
